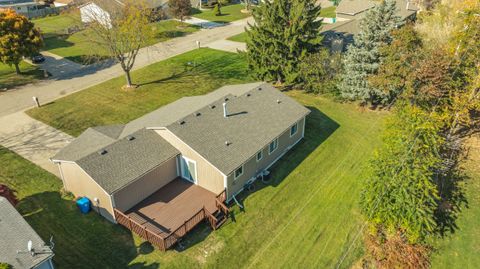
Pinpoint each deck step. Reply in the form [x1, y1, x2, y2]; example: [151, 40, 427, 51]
[215, 216, 227, 229]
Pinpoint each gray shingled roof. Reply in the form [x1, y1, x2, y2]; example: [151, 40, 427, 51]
[167, 83, 310, 175]
[76, 128, 179, 194]
[52, 127, 117, 162]
[336, 0, 375, 15]
[0, 197, 54, 269]
[120, 82, 264, 137]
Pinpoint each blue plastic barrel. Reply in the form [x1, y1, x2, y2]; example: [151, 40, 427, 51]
[76, 197, 91, 214]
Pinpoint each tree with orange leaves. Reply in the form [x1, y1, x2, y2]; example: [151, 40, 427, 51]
[0, 10, 43, 74]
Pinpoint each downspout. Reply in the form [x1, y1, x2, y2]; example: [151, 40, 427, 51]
[232, 195, 244, 210]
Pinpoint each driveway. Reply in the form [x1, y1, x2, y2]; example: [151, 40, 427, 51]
[0, 111, 73, 177]
[0, 17, 253, 118]
[36, 51, 84, 78]
[0, 17, 253, 177]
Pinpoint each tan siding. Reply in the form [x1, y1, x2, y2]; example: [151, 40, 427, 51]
[227, 117, 306, 198]
[112, 157, 178, 212]
[59, 162, 115, 222]
[156, 129, 225, 195]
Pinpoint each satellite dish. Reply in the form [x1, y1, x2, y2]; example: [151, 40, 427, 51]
[27, 240, 33, 252]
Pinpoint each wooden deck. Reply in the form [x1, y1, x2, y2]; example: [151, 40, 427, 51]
[114, 178, 229, 251]
[125, 178, 217, 234]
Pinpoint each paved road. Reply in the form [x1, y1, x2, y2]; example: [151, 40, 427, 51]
[0, 17, 252, 118]
[0, 17, 252, 175]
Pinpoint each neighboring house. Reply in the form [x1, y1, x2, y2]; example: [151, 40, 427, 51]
[52, 82, 310, 250]
[0, 0, 41, 17]
[79, 0, 201, 25]
[0, 197, 55, 269]
[321, 0, 419, 51]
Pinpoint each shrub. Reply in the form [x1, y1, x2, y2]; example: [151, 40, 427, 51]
[213, 4, 222, 16]
[0, 263, 12, 269]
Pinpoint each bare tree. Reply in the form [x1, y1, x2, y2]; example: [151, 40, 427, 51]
[83, 0, 154, 88]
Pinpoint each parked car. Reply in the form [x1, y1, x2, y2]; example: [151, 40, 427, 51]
[31, 54, 45, 64]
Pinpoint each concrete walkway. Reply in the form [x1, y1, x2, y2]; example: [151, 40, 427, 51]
[0, 112, 73, 177]
[179, 17, 224, 28]
[0, 17, 253, 118]
[206, 39, 246, 53]
[0, 17, 253, 177]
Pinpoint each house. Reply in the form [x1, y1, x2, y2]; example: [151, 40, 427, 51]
[0, 197, 55, 269]
[79, 0, 201, 25]
[52, 82, 310, 250]
[0, 0, 42, 17]
[321, 0, 419, 51]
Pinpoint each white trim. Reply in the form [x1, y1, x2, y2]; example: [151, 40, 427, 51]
[290, 122, 298, 137]
[180, 155, 198, 184]
[175, 155, 180, 177]
[234, 165, 244, 180]
[256, 150, 263, 162]
[227, 134, 305, 204]
[268, 138, 279, 155]
[302, 116, 306, 138]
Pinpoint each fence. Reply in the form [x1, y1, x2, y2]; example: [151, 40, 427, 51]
[114, 189, 229, 251]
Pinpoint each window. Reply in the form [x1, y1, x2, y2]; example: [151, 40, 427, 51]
[234, 166, 243, 179]
[290, 122, 298, 137]
[256, 150, 263, 162]
[269, 138, 278, 154]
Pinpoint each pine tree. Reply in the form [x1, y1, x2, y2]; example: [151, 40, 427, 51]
[339, 0, 400, 104]
[245, 0, 323, 86]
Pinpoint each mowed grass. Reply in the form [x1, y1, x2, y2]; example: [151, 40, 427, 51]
[0, 61, 44, 90]
[26, 48, 253, 136]
[3, 90, 386, 268]
[227, 31, 247, 43]
[192, 4, 251, 23]
[431, 137, 480, 268]
[321, 6, 337, 18]
[34, 13, 200, 64]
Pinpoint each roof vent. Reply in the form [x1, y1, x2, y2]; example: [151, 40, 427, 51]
[178, 120, 185, 125]
[277, 99, 281, 104]
[258, 87, 262, 91]
[210, 105, 216, 109]
[127, 135, 135, 141]
[246, 93, 251, 97]
[98, 149, 108, 155]
[224, 97, 229, 102]
[225, 141, 231, 146]
[194, 112, 201, 117]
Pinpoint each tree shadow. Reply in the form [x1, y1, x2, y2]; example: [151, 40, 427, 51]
[434, 167, 469, 237]
[232, 106, 340, 207]
[16, 191, 160, 268]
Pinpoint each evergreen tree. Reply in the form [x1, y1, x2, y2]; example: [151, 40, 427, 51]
[245, 0, 322, 86]
[339, 0, 400, 104]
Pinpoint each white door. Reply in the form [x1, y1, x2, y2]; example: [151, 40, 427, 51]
[180, 156, 197, 183]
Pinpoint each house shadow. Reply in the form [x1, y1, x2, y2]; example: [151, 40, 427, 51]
[15, 191, 161, 268]
[230, 106, 340, 208]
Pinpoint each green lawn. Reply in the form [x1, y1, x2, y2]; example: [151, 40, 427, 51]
[27, 48, 253, 136]
[227, 32, 247, 43]
[34, 14, 200, 64]
[32, 12, 81, 38]
[321, 6, 337, 18]
[4, 89, 386, 268]
[0, 61, 44, 90]
[192, 4, 251, 23]
[431, 145, 480, 268]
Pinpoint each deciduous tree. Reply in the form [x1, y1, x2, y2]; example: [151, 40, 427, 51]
[168, 0, 191, 22]
[245, 0, 323, 86]
[85, 0, 154, 88]
[0, 10, 43, 74]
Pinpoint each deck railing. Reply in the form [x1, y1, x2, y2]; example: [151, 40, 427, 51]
[114, 188, 229, 251]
